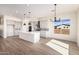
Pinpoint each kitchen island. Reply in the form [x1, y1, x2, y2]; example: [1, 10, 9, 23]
[19, 31, 40, 43]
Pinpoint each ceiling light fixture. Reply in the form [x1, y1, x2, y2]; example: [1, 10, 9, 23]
[50, 4, 57, 22]
[54, 4, 57, 22]
[24, 13, 26, 20]
[28, 11, 31, 18]
[25, 4, 31, 18]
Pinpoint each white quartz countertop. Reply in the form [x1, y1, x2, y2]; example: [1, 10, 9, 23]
[20, 31, 40, 34]
[19, 31, 40, 43]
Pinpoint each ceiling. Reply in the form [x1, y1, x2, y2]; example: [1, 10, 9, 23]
[0, 4, 79, 19]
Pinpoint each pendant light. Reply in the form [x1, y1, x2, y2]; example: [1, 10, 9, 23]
[54, 4, 57, 22]
[28, 11, 31, 18]
[23, 13, 26, 25]
[24, 13, 26, 19]
[50, 4, 57, 22]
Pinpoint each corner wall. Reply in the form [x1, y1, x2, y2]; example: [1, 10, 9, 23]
[77, 10, 79, 46]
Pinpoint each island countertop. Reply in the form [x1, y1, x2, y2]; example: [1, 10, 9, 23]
[19, 31, 40, 43]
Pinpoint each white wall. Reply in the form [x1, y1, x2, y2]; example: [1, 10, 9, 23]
[77, 10, 79, 46]
[40, 12, 77, 42]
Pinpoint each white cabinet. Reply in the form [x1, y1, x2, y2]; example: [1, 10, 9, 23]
[40, 20, 50, 38]
[40, 31, 47, 37]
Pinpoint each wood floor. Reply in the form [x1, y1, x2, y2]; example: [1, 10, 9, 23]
[0, 36, 79, 55]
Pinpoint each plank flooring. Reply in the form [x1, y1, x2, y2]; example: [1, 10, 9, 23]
[0, 36, 79, 55]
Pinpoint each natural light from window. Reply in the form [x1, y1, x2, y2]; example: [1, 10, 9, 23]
[46, 39, 69, 55]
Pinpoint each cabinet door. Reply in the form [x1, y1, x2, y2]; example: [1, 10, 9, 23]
[7, 25, 14, 36]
